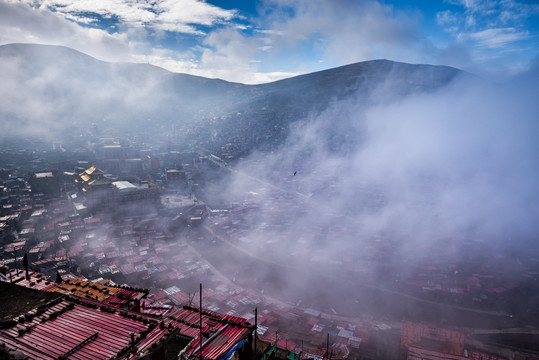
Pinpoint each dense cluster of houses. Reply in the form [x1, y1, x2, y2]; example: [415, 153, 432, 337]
[1, 138, 538, 359]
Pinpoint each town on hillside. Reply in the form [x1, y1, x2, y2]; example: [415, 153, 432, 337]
[1, 136, 538, 360]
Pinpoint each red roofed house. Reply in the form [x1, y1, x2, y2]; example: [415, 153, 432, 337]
[169, 305, 255, 360]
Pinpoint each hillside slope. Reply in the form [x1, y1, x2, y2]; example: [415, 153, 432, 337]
[0, 43, 464, 155]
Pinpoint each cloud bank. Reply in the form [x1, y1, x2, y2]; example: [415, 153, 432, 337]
[208, 65, 539, 271]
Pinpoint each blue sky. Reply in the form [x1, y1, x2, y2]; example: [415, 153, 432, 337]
[0, 0, 537, 83]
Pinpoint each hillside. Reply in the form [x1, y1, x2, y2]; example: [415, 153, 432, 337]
[0, 43, 464, 155]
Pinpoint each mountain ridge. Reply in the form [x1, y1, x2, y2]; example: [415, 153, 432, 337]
[0, 43, 466, 156]
[0, 43, 463, 85]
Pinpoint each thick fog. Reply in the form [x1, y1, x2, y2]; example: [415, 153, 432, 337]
[2, 43, 539, 324]
[202, 62, 539, 298]
[0, 44, 245, 142]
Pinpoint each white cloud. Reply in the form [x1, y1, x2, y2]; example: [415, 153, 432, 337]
[441, 0, 538, 30]
[434, 0, 538, 77]
[0, 1, 131, 62]
[41, 0, 157, 24]
[253, 29, 285, 36]
[18, 0, 238, 35]
[128, 29, 299, 84]
[254, 0, 434, 68]
[195, 27, 283, 83]
[251, 71, 299, 83]
[468, 27, 529, 49]
[131, 50, 200, 74]
[436, 10, 457, 26]
[455, 0, 539, 24]
[156, 0, 236, 31]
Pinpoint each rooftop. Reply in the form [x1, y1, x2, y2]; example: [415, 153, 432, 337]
[4, 271, 148, 310]
[407, 346, 468, 360]
[4, 269, 56, 292]
[46, 278, 147, 306]
[168, 305, 254, 360]
[112, 181, 138, 191]
[34, 172, 54, 178]
[0, 296, 170, 360]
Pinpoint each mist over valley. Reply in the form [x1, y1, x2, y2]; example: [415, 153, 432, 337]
[1, 43, 539, 358]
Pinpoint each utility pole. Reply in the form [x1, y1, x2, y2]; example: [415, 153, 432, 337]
[15, 252, 19, 275]
[326, 334, 329, 360]
[254, 307, 258, 360]
[199, 283, 203, 360]
[23, 253, 29, 280]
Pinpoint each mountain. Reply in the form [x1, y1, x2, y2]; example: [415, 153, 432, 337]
[0, 43, 248, 142]
[0, 43, 464, 155]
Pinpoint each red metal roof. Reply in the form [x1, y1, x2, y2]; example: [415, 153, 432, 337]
[5, 269, 56, 291]
[407, 346, 468, 360]
[103, 288, 145, 308]
[168, 306, 254, 360]
[0, 298, 170, 360]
